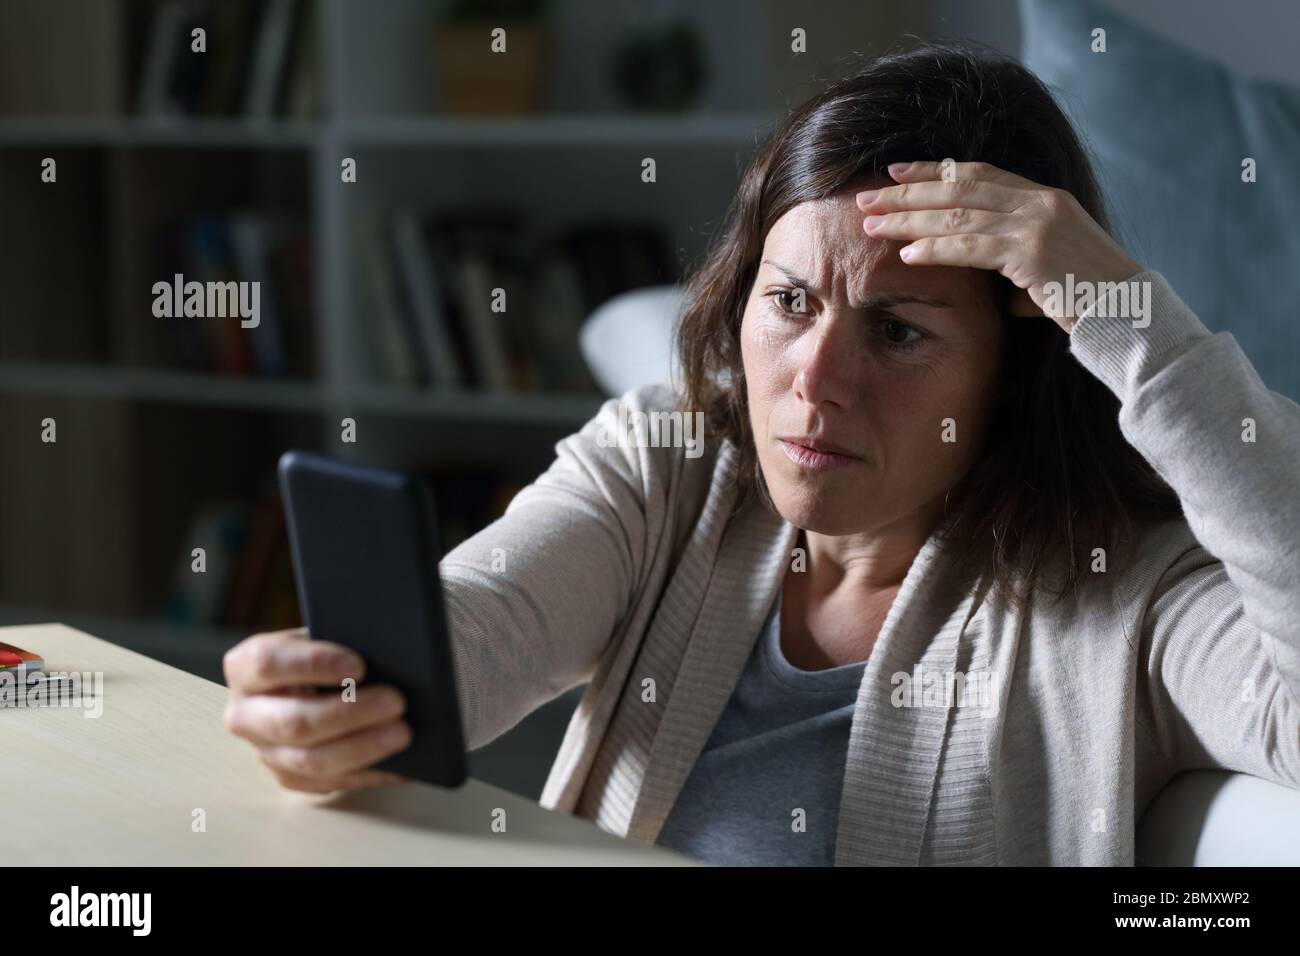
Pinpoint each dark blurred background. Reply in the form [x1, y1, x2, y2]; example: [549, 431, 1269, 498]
[2, 0, 1298, 799]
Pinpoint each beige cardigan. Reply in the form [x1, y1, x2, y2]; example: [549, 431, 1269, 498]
[439, 270, 1300, 865]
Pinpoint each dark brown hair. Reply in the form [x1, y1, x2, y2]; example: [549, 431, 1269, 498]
[674, 40, 1183, 611]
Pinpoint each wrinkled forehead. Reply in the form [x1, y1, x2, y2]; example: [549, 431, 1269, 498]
[762, 186, 989, 304]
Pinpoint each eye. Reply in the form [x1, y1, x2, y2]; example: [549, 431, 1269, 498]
[763, 288, 806, 317]
[878, 316, 926, 353]
[761, 290, 926, 353]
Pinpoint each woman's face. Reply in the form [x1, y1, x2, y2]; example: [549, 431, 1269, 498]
[740, 184, 1006, 537]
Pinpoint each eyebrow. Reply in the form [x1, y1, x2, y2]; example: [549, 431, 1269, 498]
[760, 259, 953, 309]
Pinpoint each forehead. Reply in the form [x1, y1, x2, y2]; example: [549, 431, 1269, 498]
[761, 188, 988, 304]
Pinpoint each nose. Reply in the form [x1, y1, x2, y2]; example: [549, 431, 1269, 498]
[792, 313, 858, 410]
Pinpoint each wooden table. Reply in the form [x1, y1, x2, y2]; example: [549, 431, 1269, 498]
[0, 623, 691, 866]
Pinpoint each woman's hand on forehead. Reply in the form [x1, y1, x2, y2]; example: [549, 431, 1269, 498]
[855, 160, 1144, 334]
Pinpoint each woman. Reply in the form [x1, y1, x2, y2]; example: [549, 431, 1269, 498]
[222, 42, 1300, 865]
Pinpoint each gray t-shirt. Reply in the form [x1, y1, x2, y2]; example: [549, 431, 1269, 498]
[655, 594, 867, 866]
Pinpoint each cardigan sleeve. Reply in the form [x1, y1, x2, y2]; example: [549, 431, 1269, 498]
[1067, 270, 1300, 786]
[437, 383, 680, 750]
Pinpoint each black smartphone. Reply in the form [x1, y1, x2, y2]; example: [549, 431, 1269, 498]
[277, 450, 468, 788]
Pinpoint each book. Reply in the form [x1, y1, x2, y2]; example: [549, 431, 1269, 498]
[136, 0, 311, 117]
[281, 0, 320, 117]
[243, 0, 299, 117]
[165, 0, 212, 115]
[221, 484, 288, 630]
[356, 212, 422, 385]
[390, 211, 466, 387]
[137, 0, 194, 116]
[348, 207, 671, 394]
[197, 0, 260, 115]
[426, 210, 525, 390]
[455, 246, 514, 390]
[185, 214, 256, 376]
[531, 246, 593, 390]
[227, 212, 289, 376]
[149, 212, 313, 377]
[164, 501, 249, 626]
[263, 225, 316, 378]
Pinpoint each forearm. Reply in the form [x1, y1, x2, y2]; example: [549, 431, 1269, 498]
[1068, 270, 1300, 645]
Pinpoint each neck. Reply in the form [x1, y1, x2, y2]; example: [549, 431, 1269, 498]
[799, 498, 944, 596]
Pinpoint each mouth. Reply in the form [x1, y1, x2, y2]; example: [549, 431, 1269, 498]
[777, 437, 864, 473]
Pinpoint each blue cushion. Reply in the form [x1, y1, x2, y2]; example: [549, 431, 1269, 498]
[1019, 0, 1300, 399]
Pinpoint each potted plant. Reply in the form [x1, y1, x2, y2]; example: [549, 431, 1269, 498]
[433, 0, 552, 114]
[610, 18, 705, 112]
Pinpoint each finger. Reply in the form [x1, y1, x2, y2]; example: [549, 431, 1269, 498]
[857, 179, 1024, 214]
[265, 765, 410, 795]
[863, 208, 1013, 241]
[898, 234, 1012, 272]
[223, 628, 305, 687]
[257, 719, 413, 779]
[225, 683, 407, 748]
[886, 160, 1035, 190]
[225, 631, 366, 695]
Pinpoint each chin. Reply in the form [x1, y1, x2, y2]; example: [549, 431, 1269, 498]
[767, 482, 876, 536]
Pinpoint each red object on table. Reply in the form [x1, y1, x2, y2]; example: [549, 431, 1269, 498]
[0, 642, 42, 671]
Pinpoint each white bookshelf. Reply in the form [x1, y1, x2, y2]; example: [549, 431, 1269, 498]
[335, 112, 779, 147]
[0, 361, 326, 413]
[0, 1, 785, 435]
[0, 117, 322, 148]
[0, 0, 790, 659]
[0, 360, 612, 424]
